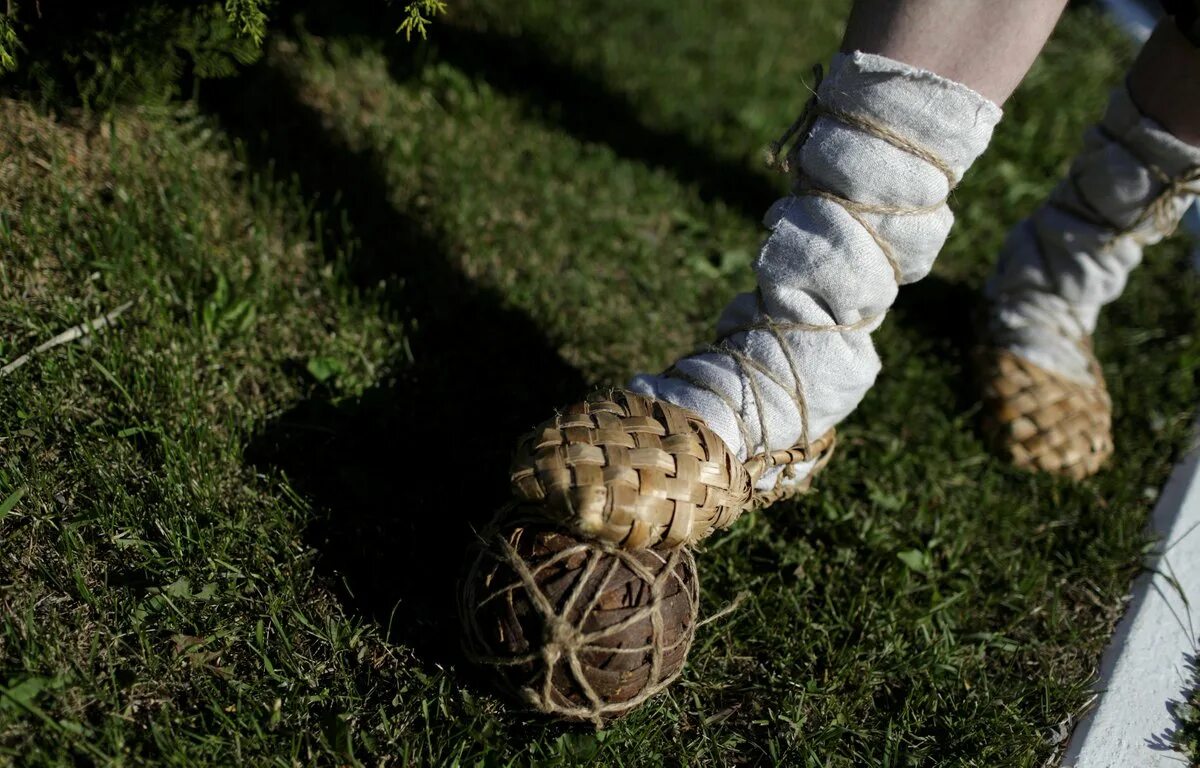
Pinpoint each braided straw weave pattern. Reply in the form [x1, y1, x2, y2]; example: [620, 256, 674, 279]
[459, 510, 698, 726]
[979, 343, 1112, 480]
[511, 389, 754, 549]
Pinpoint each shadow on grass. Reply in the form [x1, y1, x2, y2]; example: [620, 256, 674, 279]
[202, 57, 586, 668]
[890, 273, 983, 413]
[296, 1, 785, 221]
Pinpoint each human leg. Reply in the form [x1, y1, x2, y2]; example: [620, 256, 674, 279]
[843, 0, 1067, 104]
[516, 1, 1068, 547]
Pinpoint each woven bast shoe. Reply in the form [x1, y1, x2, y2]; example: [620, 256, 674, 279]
[509, 389, 836, 549]
[978, 341, 1113, 480]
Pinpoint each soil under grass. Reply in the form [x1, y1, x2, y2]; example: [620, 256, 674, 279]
[2, 1, 1199, 765]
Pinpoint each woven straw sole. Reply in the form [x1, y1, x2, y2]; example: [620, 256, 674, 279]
[979, 344, 1113, 480]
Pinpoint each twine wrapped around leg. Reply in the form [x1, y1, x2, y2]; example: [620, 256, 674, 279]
[459, 507, 698, 726]
[630, 52, 1000, 502]
[743, 428, 838, 508]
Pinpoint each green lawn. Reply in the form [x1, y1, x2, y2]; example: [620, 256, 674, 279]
[3, 1, 1200, 765]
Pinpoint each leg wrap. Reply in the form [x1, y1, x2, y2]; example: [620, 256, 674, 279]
[630, 52, 1001, 499]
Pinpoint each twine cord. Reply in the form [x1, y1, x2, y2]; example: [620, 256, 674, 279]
[1090, 121, 1200, 238]
[1138, 165, 1200, 235]
[666, 65, 958, 501]
[461, 516, 700, 727]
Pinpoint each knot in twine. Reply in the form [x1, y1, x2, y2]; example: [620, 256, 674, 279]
[764, 64, 826, 176]
[541, 615, 583, 662]
[1080, 124, 1200, 240]
[1140, 164, 1200, 236]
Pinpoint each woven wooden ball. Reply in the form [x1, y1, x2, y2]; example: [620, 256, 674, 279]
[510, 389, 752, 550]
[459, 509, 698, 725]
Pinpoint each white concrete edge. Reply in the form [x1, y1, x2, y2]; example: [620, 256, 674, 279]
[1061, 419, 1200, 767]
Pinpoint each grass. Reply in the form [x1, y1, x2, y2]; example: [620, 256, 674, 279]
[2, 1, 1200, 764]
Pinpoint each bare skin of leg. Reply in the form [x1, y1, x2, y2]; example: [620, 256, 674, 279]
[841, 0, 1069, 105]
[1129, 20, 1200, 147]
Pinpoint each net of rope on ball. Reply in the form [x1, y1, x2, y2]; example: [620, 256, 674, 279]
[458, 390, 835, 725]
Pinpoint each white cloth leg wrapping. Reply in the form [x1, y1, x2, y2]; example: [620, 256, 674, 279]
[629, 52, 1002, 494]
[986, 85, 1200, 384]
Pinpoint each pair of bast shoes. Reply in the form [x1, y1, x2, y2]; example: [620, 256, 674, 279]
[507, 334, 1113, 551]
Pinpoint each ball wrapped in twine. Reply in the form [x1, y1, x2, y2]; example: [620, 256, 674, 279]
[459, 508, 699, 725]
[510, 389, 752, 549]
